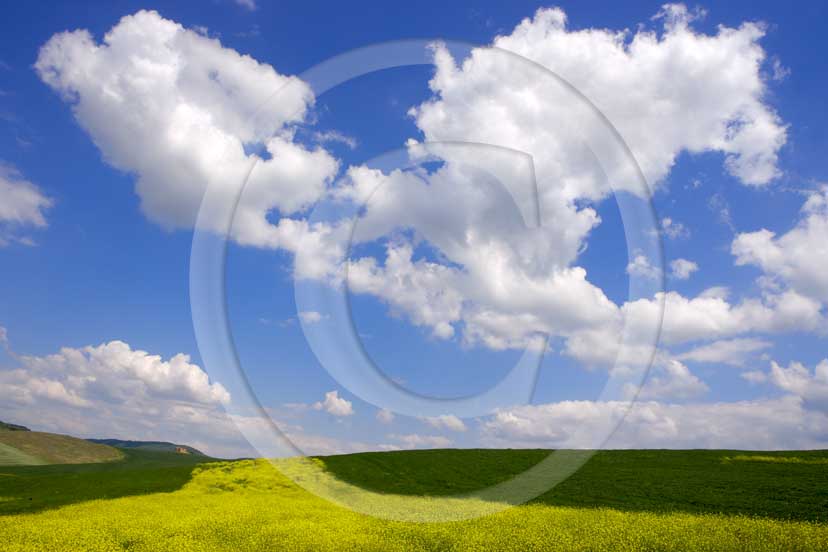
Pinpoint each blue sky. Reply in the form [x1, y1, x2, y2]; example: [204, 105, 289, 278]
[1, 1, 827, 457]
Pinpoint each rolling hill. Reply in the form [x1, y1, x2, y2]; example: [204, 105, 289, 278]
[0, 427, 123, 466]
[87, 438, 205, 456]
[0, 421, 30, 432]
[0, 421, 206, 466]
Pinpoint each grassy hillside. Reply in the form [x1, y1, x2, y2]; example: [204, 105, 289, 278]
[1, 449, 827, 550]
[0, 421, 30, 432]
[0, 441, 44, 466]
[0, 430, 122, 465]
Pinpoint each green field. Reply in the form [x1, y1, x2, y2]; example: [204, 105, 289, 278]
[1, 448, 827, 550]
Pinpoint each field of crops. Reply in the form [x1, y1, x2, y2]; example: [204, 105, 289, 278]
[2, 448, 827, 551]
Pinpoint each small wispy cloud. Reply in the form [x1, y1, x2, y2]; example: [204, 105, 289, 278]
[298, 311, 328, 324]
[709, 192, 735, 231]
[313, 130, 357, 150]
[420, 414, 467, 432]
[376, 408, 395, 424]
[770, 57, 790, 82]
[233, 0, 257, 11]
[235, 25, 261, 39]
[661, 217, 690, 240]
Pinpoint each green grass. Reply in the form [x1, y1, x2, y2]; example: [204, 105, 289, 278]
[0, 430, 123, 465]
[1, 449, 827, 550]
[320, 449, 828, 522]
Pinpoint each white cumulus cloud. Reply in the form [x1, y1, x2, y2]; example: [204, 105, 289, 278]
[0, 336, 245, 456]
[313, 390, 354, 416]
[733, 186, 828, 303]
[331, 4, 789, 357]
[769, 359, 828, 411]
[629, 358, 708, 401]
[35, 11, 338, 249]
[413, 5, 785, 196]
[482, 396, 828, 450]
[0, 163, 53, 246]
[627, 254, 662, 280]
[677, 337, 772, 366]
[670, 258, 698, 280]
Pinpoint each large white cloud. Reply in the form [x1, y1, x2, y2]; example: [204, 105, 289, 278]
[629, 358, 708, 401]
[334, 153, 618, 352]
[337, 151, 616, 347]
[768, 359, 828, 412]
[326, 4, 790, 358]
[733, 186, 828, 304]
[622, 288, 823, 347]
[413, 4, 785, 199]
[482, 396, 828, 450]
[0, 333, 381, 457]
[2, 340, 229, 407]
[0, 337, 246, 456]
[676, 337, 771, 366]
[35, 10, 338, 248]
[0, 163, 53, 246]
[562, 286, 822, 374]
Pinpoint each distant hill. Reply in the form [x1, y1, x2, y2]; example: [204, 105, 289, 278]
[0, 420, 30, 432]
[88, 439, 206, 456]
[0, 423, 205, 466]
[0, 430, 122, 466]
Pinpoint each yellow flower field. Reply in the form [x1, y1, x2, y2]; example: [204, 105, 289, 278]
[2, 457, 827, 551]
